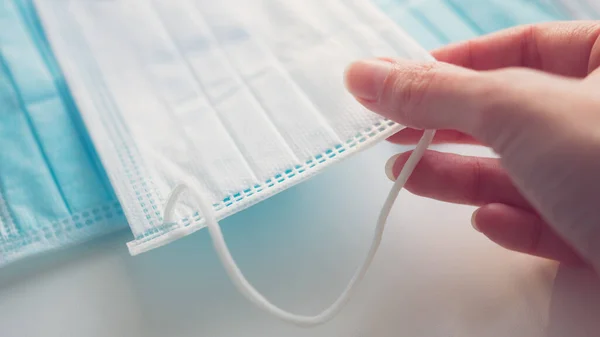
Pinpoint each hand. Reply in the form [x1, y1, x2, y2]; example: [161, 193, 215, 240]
[344, 22, 600, 272]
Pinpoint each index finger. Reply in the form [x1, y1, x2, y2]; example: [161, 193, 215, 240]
[432, 21, 600, 77]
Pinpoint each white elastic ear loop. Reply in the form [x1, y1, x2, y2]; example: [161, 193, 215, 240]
[163, 129, 435, 327]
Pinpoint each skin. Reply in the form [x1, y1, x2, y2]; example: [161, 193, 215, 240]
[343, 21, 600, 273]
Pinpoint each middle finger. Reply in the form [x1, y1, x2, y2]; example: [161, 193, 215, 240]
[388, 128, 481, 145]
[387, 150, 530, 209]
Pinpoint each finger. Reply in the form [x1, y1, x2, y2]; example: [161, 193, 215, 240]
[584, 36, 600, 83]
[344, 57, 573, 148]
[387, 128, 480, 145]
[386, 150, 530, 208]
[473, 203, 583, 265]
[590, 28, 600, 74]
[345, 58, 483, 133]
[431, 21, 600, 78]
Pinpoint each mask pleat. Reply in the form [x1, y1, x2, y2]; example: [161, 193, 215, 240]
[2, 1, 117, 212]
[175, 0, 345, 163]
[69, 2, 227, 224]
[0, 7, 70, 230]
[46, 1, 161, 232]
[414, 0, 479, 43]
[583, 0, 600, 16]
[141, 0, 302, 200]
[443, 1, 486, 35]
[342, 1, 436, 61]
[546, 0, 598, 20]
[167, 1, 304, 177]
[385, 7, 445, 50]
[65, 0, 308, 232]
[15, 0, 116, 199]
[0, 55, 69, 231]
[304, 1, 398, 58]
[189, 0, 349, 171]
[35, 0, 426, 254]
[205, 0, 381, 142]
[0, 195, 16, 239]
[445, 0, 515, 33]
[0, 0, 128, 265]
[37, 0, 190, 234]
[492, 0, 571, 24]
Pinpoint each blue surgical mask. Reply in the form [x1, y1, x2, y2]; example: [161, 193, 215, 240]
[375, 0, 564, 50]
[538, 0, 600, 19]
[0, 0, 128, 266]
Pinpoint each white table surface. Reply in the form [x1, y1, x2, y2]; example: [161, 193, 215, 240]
[1, 141, 599, 337]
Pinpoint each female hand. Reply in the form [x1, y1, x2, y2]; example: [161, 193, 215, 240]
[344, 22, 600, 272]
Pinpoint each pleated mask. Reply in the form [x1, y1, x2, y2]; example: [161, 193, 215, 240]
[35, 0, 436, 326]
[0, 0, 127, 267]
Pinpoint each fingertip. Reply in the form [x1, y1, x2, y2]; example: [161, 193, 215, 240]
[346, 57, 482, 132]
[377, 56, 398, 63]
[343, 58, 393, 102]
[471, 208, 481, 232]
[473, 203, 584, 265]
[472, 203, 516, 237]
[473, 203, 535, 253]
[387, 128, 481, 145]
[384, 153, 401, 181]
[384, 151, 415, 182]
[467, 204, 518, 247]
[386, 128, 425, 145]
[342, 62, 355, 91]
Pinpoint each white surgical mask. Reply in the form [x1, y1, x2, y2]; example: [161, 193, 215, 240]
[35, 0, 435, 326]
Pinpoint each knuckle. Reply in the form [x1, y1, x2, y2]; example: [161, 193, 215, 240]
[403, 63, 439, 110]
[586, 24, 600, 73]
[383, 62, 440, 124]
[466, 75, 510, 136]
[467, 157, 484, 203]
[519, 24, 542, 69]
[571, 22, 600, 40]
[557, 194, 600, 265]
[472, 68, 562, 148]
[526, 217, 544, 256]
[565, 21, 600, 45]
[560, 22, 600, 75]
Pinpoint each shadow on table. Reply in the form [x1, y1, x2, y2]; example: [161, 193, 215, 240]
[546, 264, 600, 337]
[0, 230, 130, 290]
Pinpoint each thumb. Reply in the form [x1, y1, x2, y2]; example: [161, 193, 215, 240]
[343, 58, 570, 152]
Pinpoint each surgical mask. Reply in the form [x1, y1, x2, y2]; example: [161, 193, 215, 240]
[375, 0, 562, 51]
[538, 0, 600, 19]
[36, 0, 435, 326]
[0, 0, 127, 267]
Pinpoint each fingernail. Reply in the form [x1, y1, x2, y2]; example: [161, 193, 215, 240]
[471, 209, 481, 232]
[385, 154, 401, 181]
[344, 59, 393, 101]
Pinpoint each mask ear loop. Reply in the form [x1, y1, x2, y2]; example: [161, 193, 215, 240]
[163, 129, 435, 327]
